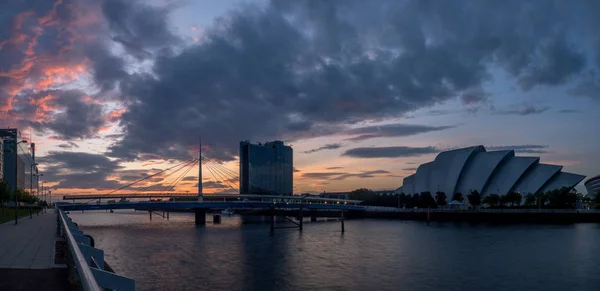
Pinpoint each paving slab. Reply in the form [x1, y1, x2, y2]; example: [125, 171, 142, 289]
[0, 211, 57, 269]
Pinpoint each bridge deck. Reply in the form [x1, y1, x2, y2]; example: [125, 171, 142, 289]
[58, 201, 365, 211]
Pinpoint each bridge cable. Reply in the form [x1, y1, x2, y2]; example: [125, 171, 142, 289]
[133, 159, 198, 194]
[202, 157, 240, 182]
[203, 160, 238, 194]
[203, 161, 237, 194]
[160, 160, 197, 194]
[210, 163, 240, 186]
[205, 160, 240, 193]
[108, 158, 197, 195]
[201, 158, 240, 187]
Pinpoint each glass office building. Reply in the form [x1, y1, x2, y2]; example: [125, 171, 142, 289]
[239, 140, 293, 195]
[0, 128, 37, 192]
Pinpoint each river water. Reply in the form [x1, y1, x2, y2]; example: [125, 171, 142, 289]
[69, 210, 600, 291]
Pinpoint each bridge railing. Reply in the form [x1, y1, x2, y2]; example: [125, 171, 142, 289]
[363, 206, 600, 213]
[58, 208, 135, 291]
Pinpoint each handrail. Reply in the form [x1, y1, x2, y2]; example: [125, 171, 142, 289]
[58, 209, 102, 291]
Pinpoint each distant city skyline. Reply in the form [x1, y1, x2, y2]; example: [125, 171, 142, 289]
[1, 0, 599, 196]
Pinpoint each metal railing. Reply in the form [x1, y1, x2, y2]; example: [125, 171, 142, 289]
[58, 208, 135, 291]
[364, 206, 600, 213]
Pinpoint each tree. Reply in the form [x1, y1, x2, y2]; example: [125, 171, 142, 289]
[467, 190, 481, 206]
[349, 188, 375, 202]
[482, 194, 501, 208]
[0, 180, 11, 215]
[506, 192, 522, 207]
[419, 192, 436, 208]
[435, 192, 447, 206]
[524, 194, 536, 207]
[452, 192, 464, 202]
[546, 187, 577, 209]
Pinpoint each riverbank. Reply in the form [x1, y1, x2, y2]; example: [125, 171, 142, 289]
[357, 209, 600, 223]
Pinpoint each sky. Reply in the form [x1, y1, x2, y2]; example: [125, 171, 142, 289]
[1, 0, 599, 199]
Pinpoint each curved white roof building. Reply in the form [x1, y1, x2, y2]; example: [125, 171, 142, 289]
[399, 146, 585, 198]
[585, 175, 600, 197]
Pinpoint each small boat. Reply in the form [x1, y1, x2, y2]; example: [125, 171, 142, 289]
[221, 208, 234, 216]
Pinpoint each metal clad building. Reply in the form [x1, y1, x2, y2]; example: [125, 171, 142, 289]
[239, 140, 293, 195]
[585, 175, 600, 197]
[401, 145, 585, 200]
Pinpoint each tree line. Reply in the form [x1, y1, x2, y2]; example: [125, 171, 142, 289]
[348, 187, 589, 209]
[0, 180, 46, 214]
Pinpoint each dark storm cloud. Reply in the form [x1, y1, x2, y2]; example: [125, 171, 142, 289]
[16, 90, 106, 140]
[303, 143, 343, 154]
[487, 144, 549, 154]
[332, 170, 391, 180]
[301, 169, 394, 181]
[301, 172, 347, 180]
[38, 151, 123, 190]
[107, 0, 600, 161]
[493, 104, 549, 116]
[345, 124, 456, 141]
[342, 146, 440, 158]
[102, 0, 180, 58]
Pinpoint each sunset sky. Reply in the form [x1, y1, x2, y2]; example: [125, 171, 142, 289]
[1, 0, 599, 199]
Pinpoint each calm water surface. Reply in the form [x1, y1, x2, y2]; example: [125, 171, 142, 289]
[69, 211, 600, 291]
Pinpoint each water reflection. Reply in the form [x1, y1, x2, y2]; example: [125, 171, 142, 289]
[69, 211, 600, 291]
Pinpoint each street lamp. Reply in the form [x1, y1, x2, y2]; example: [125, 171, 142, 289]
[11, 139, 27, 225]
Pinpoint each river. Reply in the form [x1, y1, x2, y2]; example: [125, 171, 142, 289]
[69, 210, 600, 291]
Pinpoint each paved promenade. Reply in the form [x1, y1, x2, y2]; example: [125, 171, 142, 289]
[0, 211, 57, 269]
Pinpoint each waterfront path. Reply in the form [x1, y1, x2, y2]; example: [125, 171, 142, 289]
[0, 211, 57, 269]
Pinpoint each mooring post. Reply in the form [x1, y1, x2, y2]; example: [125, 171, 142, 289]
[299, 205, 303, 231]
[167, 212, 169, 220]
[311, 210, 317, 222]
[270, 206, 275, 232]
[149, 211, 152, 221]
[162, 211, 165, 219]
[427, 207, 430, 226]
[341, 211, 345, 233]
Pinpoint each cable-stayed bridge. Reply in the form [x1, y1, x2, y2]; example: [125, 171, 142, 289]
[59, 155, 364, 227]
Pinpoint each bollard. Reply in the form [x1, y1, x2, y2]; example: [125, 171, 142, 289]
[341, 211, 345, 233]
[167, 212, 169, 220]
[149, 211, 152, 220]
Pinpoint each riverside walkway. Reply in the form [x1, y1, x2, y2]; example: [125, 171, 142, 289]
[0, 211, 71, 290]
[0, 211, 57, 269]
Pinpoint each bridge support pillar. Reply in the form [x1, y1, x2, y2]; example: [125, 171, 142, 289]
[195, 209, 206, 225]
[310, 210, 317, 222]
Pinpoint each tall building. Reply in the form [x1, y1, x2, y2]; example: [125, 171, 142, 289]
[0, 128, 36, 192]
[399, 145, 585, 200]
[239, 140, 293, 195]
[0, 139, 3, 180]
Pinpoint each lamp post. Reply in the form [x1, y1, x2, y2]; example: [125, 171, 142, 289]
[12, 138, 28, 225]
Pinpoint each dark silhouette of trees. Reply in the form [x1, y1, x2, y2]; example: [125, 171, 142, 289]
[419, 192, 436, 208]
[482, 194, 501, 207]
[545, 187, 577, 209]
[467, 190, 481, 206]
[0, 180, 10, 215]
[505, 192, 522, 206]
[435, 192, 447, 206]
[349, 188, 375, 201]
[452, 192, 464, 202]
[524, 194, 536, 206]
